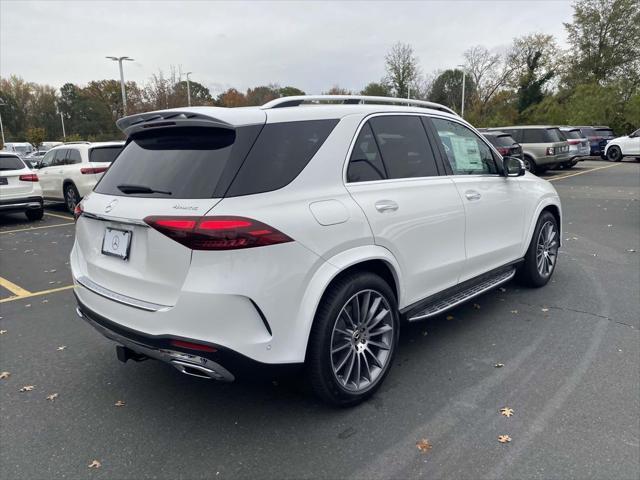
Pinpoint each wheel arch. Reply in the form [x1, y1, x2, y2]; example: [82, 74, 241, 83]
[522, 199, 562, 256]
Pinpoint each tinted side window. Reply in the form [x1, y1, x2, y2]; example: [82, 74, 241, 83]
[226, 119, 338, 197]
[67, 149, 82, 164]
[52, 149, 68, 166]
[522, 129, 547, 143]
[40, 150, 55, 167]
[368, 116, 438, 179]
[90, 146, 123, 163]
[431, 118, 498, 175]
[347, 123, 387, 182]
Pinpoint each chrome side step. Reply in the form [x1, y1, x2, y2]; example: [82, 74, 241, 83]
[408, 267, 516, 321]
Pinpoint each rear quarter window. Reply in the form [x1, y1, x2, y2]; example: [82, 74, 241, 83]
[226, 119, 338, 197]
[0, 155, 25, 170]
[90, 146, 123, 163]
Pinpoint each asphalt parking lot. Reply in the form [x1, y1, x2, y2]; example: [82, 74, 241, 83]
[1, 159, 639, 480]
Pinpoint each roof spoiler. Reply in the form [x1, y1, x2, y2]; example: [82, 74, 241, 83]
[116, 111, 235, 137]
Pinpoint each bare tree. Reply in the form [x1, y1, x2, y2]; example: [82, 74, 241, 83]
[463, 46, 515, 111]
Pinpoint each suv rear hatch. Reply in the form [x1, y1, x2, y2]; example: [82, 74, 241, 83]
[0, 155, 35, 198]
[76, 123, 264, 306]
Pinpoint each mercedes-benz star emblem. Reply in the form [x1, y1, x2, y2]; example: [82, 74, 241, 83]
[105, 199, 118, 213]
[111, 236, 120, 250]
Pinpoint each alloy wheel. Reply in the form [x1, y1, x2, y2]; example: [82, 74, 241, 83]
[536, 221, 558, 277]
[66, 187, 78, 212]
[330, 289, 394, 393]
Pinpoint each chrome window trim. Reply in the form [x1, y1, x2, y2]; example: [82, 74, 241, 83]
[82, 211, 149, 227]
[75, 275, 170, 312]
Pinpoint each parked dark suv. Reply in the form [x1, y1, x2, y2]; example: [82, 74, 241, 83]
[479, 131, 523, 161]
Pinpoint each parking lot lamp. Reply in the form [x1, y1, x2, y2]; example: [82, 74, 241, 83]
[0, 98, 5, 146]
[457, 64, 466, 118]
[186, 72, 193, 107]
[55, 102, 66, 141]
[106, 56, 134, 115]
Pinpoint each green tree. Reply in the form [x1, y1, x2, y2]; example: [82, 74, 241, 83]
[175, 80, 213, 106]
[517, 51, 555, 114]
[429, 69, 476, 113]
[279, 86, 305, 97]
[384, 42, 421, 98]
[564, 0, 640, 85]
[216, 88, 247, 107]
[245, 85, 280, 105]
[26, 127, 46, 148]
[360, 82, 391, 97]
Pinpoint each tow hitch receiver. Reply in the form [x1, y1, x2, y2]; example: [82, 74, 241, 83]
[116, 345, 148, 363]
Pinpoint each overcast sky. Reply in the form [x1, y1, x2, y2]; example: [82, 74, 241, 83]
[1, 0, 574, 95]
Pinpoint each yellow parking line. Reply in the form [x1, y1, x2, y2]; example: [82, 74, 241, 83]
[548, 163, 621, 182]
[0, 277, 31, 296]
[0, 222, 74, 234]
[0, 285, 74, 303]
[45, 211, 74, 220]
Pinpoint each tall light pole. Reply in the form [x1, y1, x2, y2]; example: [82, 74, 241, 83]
[186, 72, 193, 107]
[457, 64, 466, 118]
[0, 98, 6, 146]
[55, 102, 66, 141]
[106, 56, 134, 115]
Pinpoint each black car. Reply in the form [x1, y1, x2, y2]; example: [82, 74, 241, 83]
[480, 131, 523, 160]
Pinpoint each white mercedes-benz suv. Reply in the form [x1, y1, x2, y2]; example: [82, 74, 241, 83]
[71, 95, 561, 406]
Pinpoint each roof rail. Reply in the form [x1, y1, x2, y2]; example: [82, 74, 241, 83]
[63, 141, 91, 145]
[261, 95, 458, 116]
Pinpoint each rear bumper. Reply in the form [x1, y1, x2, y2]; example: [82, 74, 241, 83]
[536, 153, 569, 166]
[0, 195, 43, 213]
[74, 294, 301, 381]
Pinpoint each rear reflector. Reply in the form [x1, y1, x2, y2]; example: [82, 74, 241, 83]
[144, 215, 293, 250]
[80, 167, 109, 174]
[19, 173, 39, 182]
[73, 202, 84, 221]
[169, 339, 217, 352]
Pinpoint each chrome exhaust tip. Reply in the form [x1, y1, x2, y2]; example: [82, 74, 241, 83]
[171, 360, 234, 382]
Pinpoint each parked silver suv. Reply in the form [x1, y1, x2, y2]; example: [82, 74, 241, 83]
[489, 126, 570, 174]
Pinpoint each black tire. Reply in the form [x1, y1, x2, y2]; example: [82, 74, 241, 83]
[25, 207, 44, 221]
[564, 162, 575, 169]
[64, 183, 80, 213]
[306, 271, 399, 407]
[607, 146, 622, 162]
[517, 211, 559, 288]
[523, 156, 536, 174]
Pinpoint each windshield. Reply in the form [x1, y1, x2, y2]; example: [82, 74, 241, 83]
[494, 134, 517, 147]
[562, 130, 582, 139]
[596, 128, 614, 137]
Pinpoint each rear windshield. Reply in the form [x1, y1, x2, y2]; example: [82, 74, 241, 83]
[96, 127, 251, 199]
[493, 134, 517, 147]
[562, 130, 582, 139]
[0, 155, 25, 170]
[596, 128, 614, 137]
[89, 146, 123, 163]
[580, 127, 597, 137]
[546, 128, 565, 142]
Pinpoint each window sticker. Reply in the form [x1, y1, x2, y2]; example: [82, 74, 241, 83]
[450, 136, 482, 170]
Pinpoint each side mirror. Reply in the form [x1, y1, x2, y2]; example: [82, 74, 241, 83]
[504, 156, 525, 177]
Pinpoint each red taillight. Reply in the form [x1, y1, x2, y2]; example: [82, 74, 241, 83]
[73, 202, 83, 221]
[497, 147, 509, 156]
[80, 167, 108, 174]
[170, 339, 217, 353]
[19, 173, 39, 182]
[144, 215, 293, 250]
[567, 139, 580, 145]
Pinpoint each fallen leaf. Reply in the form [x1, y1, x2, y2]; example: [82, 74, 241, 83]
[46, 393, 59, 401]
[25, 304, 31, 308]
[88, 460, 101, 469]
[19, 385, 35, 392]
[473, 304, 481, 310]
[541, 308, 549, 312]
[416, 438, 432, 452]
[499, 287, 507, 293]
[42, 299, 48, 304]
[592, 253, 598, 257]
[446, 315, 454, 321]
[56, 346, 67, 351]
[114, 400, 125, 407]
[500, 407, 514, 418]
[0, 330, 7, 335]
[498, 435, 512, 444]
[494, 363, 504, 368]
[627, 249, 636, 253]
[510, 310, 518, 314]
[0, 371, 10, 379]
[607, 224, 613, 228]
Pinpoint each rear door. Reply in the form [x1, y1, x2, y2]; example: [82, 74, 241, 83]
[76, 125, 262, 306]
[428, 117, 528, 280]
[37, 149, 59, 197]
[345, 115, 466, 305]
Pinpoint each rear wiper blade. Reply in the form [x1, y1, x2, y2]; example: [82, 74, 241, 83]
[117, 184, 172, 195]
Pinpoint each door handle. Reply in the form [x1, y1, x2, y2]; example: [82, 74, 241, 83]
[375, 200, 399, 213]
[465, 190, 481, 201]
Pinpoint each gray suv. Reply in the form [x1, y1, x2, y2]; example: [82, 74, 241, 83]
[489, 126, 570, 174]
